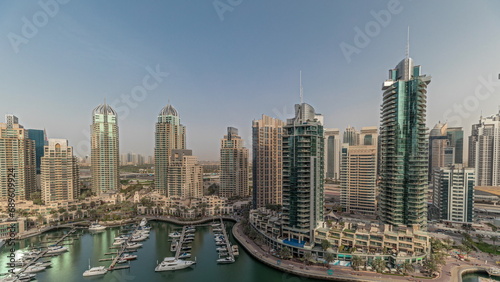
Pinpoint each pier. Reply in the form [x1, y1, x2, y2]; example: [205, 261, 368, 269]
[216, 218, 235, 262]
[174, 226, 188, 259]
[107, 219, 147, 271]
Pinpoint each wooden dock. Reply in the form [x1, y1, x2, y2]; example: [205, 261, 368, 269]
[107, 218, 146, 270]
[219, 219, 235, 261]
[174, 227, 187, 259]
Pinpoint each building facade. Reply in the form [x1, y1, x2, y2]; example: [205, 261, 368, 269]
[167, 149, 203, 198]
[27, 129, 47, 175]
[469, 111, 500, 186]
[325, 129, 341, 180]
[220, 127, 249, 198]
[282, 103, 324, 243]
[429, 122, 453, 182]
[340, 127, 378, 215]
[155, 104, 186, 196]
[41, 139, 79, 203]
[0, 115, 36, 201]
[379, 55, 431, 228]
[343, 126, 360, 146]
[91, 103, 120, 195]
[252, 115, 285, 209]
[432, 165, 474, 223]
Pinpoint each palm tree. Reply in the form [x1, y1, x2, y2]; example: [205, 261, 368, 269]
[401, 261, 414, 275]
[351, 256, 364, 271]
[75, 210, 83, 219]
[324, 252, 334, 269]
[303, 251, 313, 265]
[423, 259, 439, 276]
[491, 236, 498, 248]
[36, 214, 44, 226]
[372, 258, 386, 273]
[476, 234, 484, 243]
[321, 239, 331, 251]
[280, 247, 292, 259]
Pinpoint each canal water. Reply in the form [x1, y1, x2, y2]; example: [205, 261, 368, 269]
[0, 221, 495, 282]
[0, 221, 320, 282]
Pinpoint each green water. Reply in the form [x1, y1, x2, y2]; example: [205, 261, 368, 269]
[1, 221, 494, 282]
[0, 221, 320, 282]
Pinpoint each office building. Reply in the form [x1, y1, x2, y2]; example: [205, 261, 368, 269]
[167, 149, 203, 198]
[325, 129, 341, 180]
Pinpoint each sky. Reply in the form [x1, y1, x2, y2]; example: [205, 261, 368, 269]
[0, 0, 499, 161]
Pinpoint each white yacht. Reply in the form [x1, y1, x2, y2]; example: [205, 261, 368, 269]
[0, 239, 5, 249]
[113, 240, 125, 246]
[47, 245, 68, 254]
[83, 266, 108, 277]
[121, 253, 137, 260]
[217, 257, 235, 264]
[126, 242, 142, 249]
[168, 232, 181, 238]
[14, 265, 46, 273]
[178, 252, 191, 259]
[170, 240, 178, 252]
[139, 218, 147, 227]
[88, 222, 106, 231]
[155, 258, 196, 272]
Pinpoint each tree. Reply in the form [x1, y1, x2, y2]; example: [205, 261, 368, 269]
[351, 256, 364, 271]
[401, 261, 414, 275]
[324, 252, 334, 269]
[303, 251, 313, 265]
[491, 236, 498, 247]
[62, 212, 70, 221]
[476, 234, 484, 243]
[36, 214, 44, 226]
[372, 258, 386, 273]
[75, 210, 83, 219]
[321, 239, 331, 251]
[281, 247, 292, 259]
[422, 259, 439, 276]
[29, 192, 44, 205]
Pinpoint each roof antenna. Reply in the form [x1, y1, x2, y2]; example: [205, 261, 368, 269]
[104, 97, 107, 106]
[406, 26, 410, 59]
[300, 70, 303, 104]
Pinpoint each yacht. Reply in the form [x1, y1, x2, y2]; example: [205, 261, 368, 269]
[126, 242, 142, 249]
[213, 228, 222, 232]
[121, 253, 137, 260]
[0, 239, 5, 249]
[88, 222, 106, 231]
[47, 245, 68, 254]
[211, 223, 221, 227]
[17, 273, 36, 281]
[168, 232, 181, 238]
[215, 241, 226, 246]
[155, 258, 196, 272]
[170, 240, 178, 252]
[181, 246, 192, 251]
[83, 266, 108, 277]
[178, 252, 191, 259]
[216, 247, 227, 252]
[34, 261, 52, 268]
[113, 240, 125, 246]
[15, 265, 46, 273]
[232, 245, 239, 256]
[487, 267, 500, 277]
[217, 257, 235, 264]
[139, 218, 147, 227]
[114, 235, 129, 240]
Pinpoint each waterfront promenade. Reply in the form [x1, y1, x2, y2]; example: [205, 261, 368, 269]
[232, 222, 492, 282]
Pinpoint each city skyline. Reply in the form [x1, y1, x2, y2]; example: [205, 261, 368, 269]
[1, 1, 499, 160]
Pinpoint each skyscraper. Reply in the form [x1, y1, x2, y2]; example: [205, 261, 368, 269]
[155, 104, 186, 196]
[41, 139, 79, 203]
[469, 111, 500, 186]
[220, 127, 249, 198]
[324, 129, 341, 180]
[27, 129, 47, 175]
[0, 115, 36, 201]
[167, 149, 203, 198]
[379, 54, 431, 228]
[447, 127, 464, 164]
[343, 126, 360, 146]
[340, 127, 378, 215]
[433, 165, 474, 223]
[429, 122, 453, 182]
[252, 115, 284, 209]
[282, 103, 324, 243]
[91, 103, 119, 195]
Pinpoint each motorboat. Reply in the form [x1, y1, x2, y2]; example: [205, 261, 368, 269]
[15, 265, 46, 273]
[114, 235, 129, 240]
[232, 245, 239, 256]
[139, 218, 147, 227]
[181, 246, 192, 251]
[168, 232, 181, 238]
[178, 252, 191, 259]
[213, 228, 222, 232]
[170, 240, 178, 252]
[113, 240, 125, 246]
[211, 223, 221, 227]
[487, 267, 500, 277]
[17, 273, 36, 281]
[117, 259, 128, 264]
[0, 239, 5, 249]
[216, 247, 227, 252]
[155, 258, 196, 272]
[34, 261, 52, 268]
[121, 253, 137, 260]
[130, 235, 148, 242]
[47, 245, 68, 254]
[217, 257, 235, 264]
[215, 241, 226, 246]
[83, 266, 108, 277]
[89, 222, 106, 231]
[126, 243, 142, 249]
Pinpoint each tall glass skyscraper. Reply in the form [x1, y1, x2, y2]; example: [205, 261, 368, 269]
[91, 103, 119, 195]
[154, 103, 186, 196]
[379, 55, 431, 228]
[282, 103, 324, 243]
[27, 129, 47, 175]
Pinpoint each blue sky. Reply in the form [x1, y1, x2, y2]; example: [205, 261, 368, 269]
[1, 0, 499, 161]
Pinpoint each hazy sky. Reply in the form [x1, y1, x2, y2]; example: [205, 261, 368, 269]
[1, 0, 499, 161]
